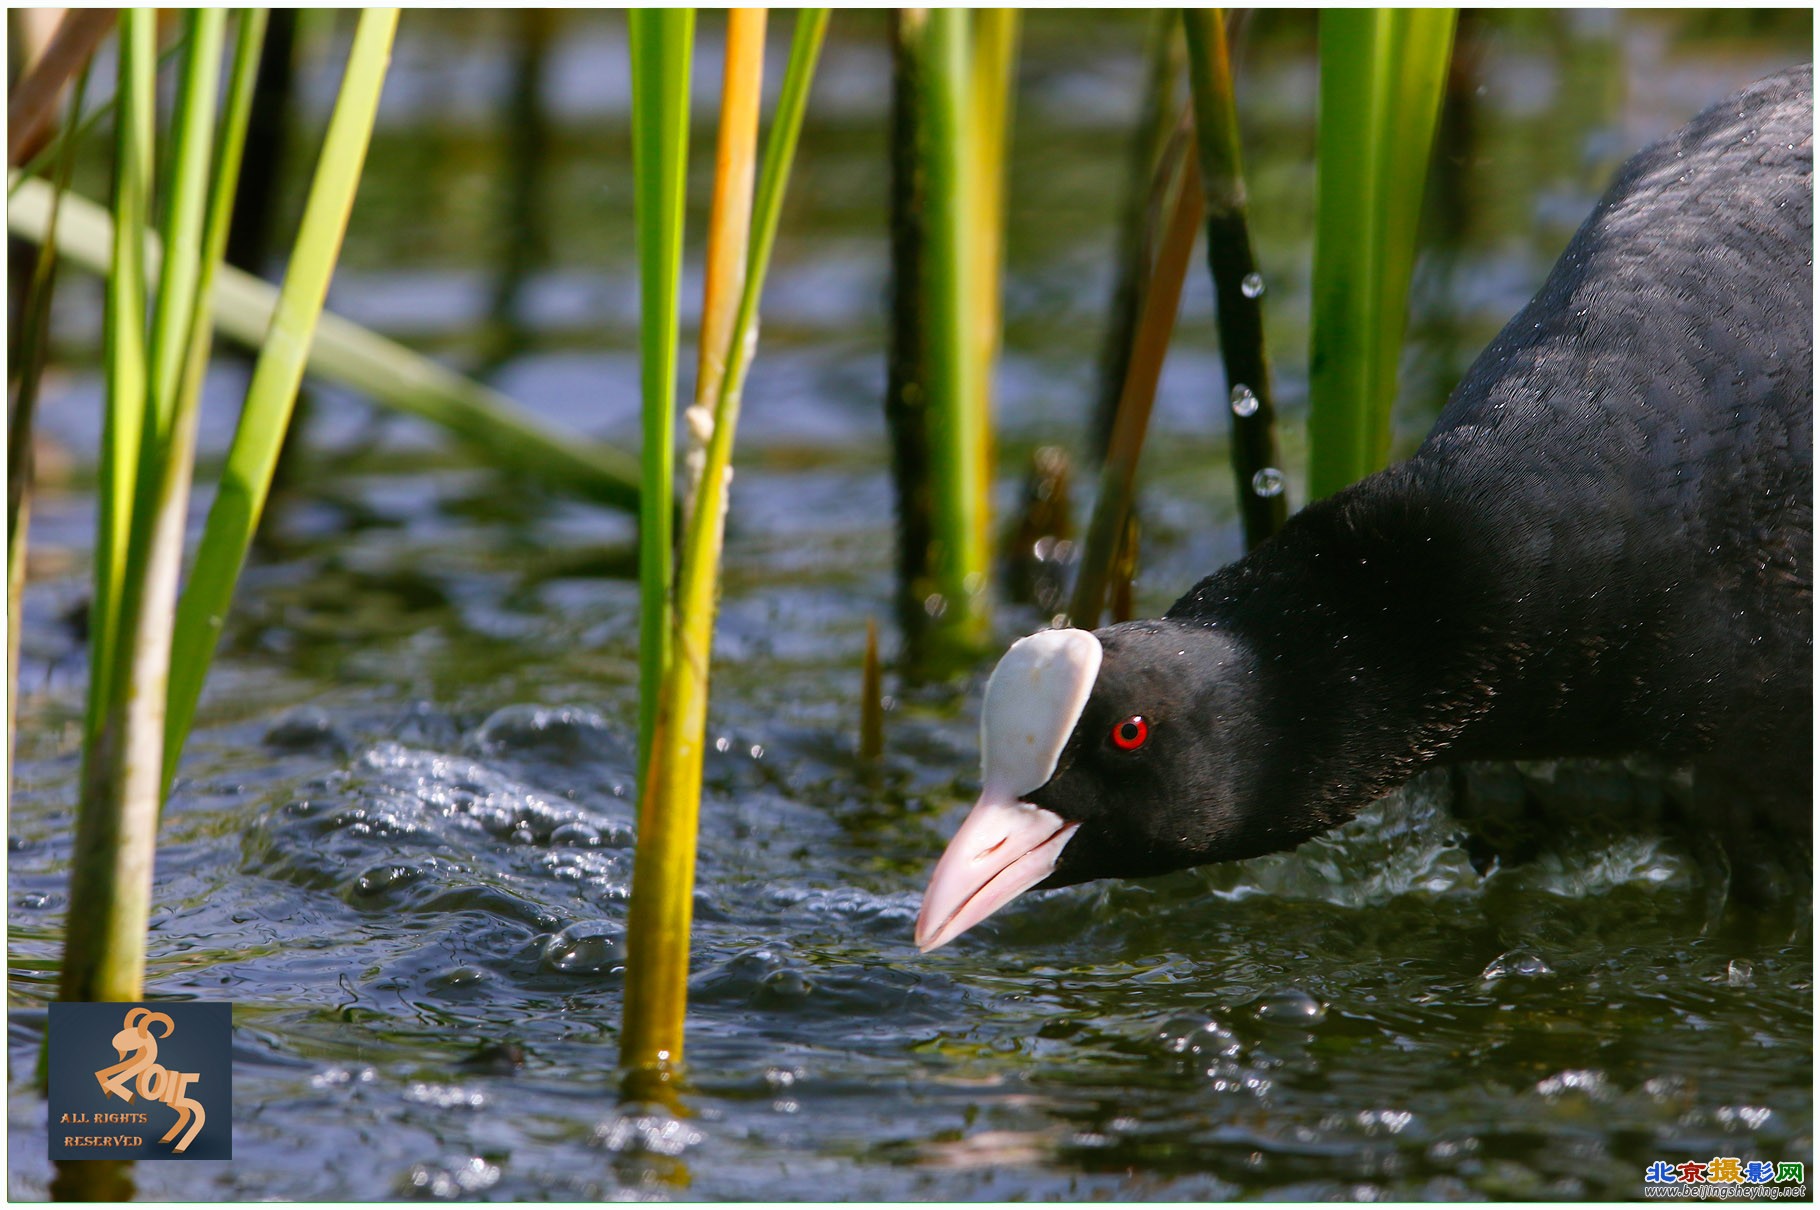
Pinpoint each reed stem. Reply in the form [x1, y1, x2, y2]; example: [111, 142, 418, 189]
[1068, 132, 1203, 629]
[63, 8, 159, 1004]
[1183, 8, 1286, 550]
[629, 7, 694, 786]
[7, 175, 643, 512]
[623, 9, 828, 1081]
[7, 64, 90, 800]
[164, 7, 399, 788]
[1089, 10, 1183, 467]
[1307, 8, 1456, 499]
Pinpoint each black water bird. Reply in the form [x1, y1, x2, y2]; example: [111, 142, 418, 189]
[917, 67, 1813, 951]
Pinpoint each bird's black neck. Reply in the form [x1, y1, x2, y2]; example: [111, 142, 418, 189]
[1166, 466, 1567, 833]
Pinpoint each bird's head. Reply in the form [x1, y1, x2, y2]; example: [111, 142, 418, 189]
[915, 621, 1289, 952]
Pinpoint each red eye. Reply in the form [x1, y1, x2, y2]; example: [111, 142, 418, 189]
[1111, 716, 1149, 751]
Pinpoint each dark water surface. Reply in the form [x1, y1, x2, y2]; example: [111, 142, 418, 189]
[10, 11, 1812, 1200]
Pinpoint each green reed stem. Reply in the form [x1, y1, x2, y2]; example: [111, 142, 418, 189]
[629, 8, 694, 787]
[63, 8, 158, 1004]
[917, 8, 990, 668]
[164, 8, 399, 787]
[624, 7, 828, 1085]
[1307, 8, 1455, 499]
[965, 9, 1016, 562]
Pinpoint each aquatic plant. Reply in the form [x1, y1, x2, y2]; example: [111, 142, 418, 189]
[7, 57, 91, 781]
[627, 7, 693, 788]
[621, 7, 828, 1083]
[1184, 9, 1286, 549]
[1308, 9, 1457, 498]
[57, 7, 397, 1005]
[8, 178, 643, 513]
[1068, 121, 1203, 629]
[885, 8, 1010, 672]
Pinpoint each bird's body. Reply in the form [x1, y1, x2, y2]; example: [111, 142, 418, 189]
[916, 67, 1813, 952]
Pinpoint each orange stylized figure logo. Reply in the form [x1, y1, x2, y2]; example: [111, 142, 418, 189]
[93, 1007, 206, 1153]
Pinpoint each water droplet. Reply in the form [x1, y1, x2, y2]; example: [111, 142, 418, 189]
[922, 593, 948, 619]
[1481, 949, 1554, 980]
[714, 735, 731, 753]
[1230, 384, 1259, 417]
[540, 922, 627, 975]
[1241, 271, 1265, 299]
[1726, 959, 1754, 987]
[1251, 467, 1285, 498]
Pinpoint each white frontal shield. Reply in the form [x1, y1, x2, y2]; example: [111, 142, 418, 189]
[915, 628, 1102, 951]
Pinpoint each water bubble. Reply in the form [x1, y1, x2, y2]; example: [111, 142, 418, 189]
[1230, 384, 1259, 417]
[755, 968, 814, 1005]
[430, 966, 488, 991]
[923, 593, 948, 619]
[1252, 988, 1326, 1024]
[1251, 467, 1286, 498]
[549, 821, 601, 847]
[714, 735, 731, 754]
[353, 863, 423, 898]
[1241, 271, 1266, 299]
[406, 1156, 500, 1198]
[1726, 959, 1754, 987]
[404, 1082, 488, 1110]
[1481, 949, 1554, 981]
[540, 922, 627, 975]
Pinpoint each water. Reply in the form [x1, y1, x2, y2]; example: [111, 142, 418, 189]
[10, 10, 1812, 1201]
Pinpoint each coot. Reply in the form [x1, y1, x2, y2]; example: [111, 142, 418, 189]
[917, 67, 1813, 952]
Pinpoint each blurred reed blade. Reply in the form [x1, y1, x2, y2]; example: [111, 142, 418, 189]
[628, 8, 693, 787]
[884, 10, 932, 659]
[1089, 9, 1184, 466]
[1307, 8, 1456, 499]
[886, 8, 992, 673]
[62, 7, 159, 1004]
[1184, 8, 1287, 550]
[6, 7, 116, 168]
[964, 9, 1016, 544]
[921, 9, 988, 663]
[162, 7, 400, 790]
[8, 63, 91, 792]
[9, 34, 187, 195]
[623, 8, 828, 1083]
[7, 175, 643, 511]
[1068, 134, 1203, 629]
